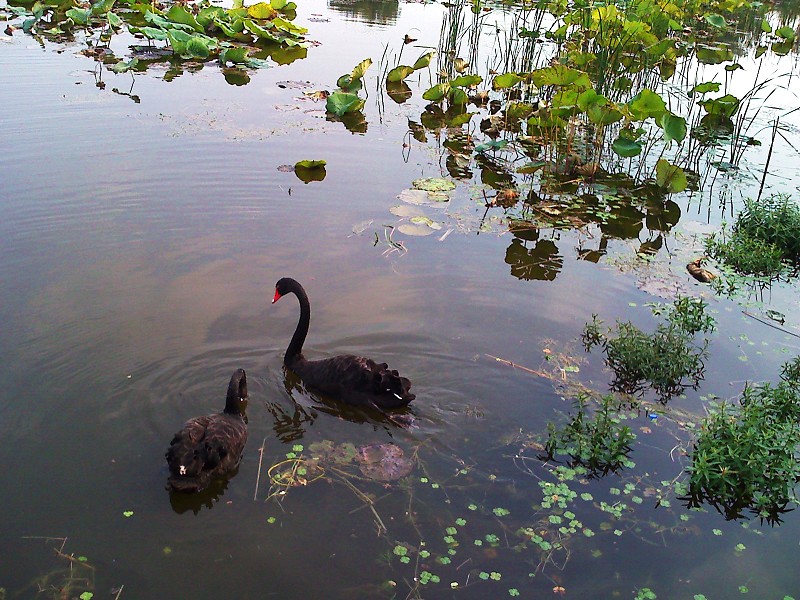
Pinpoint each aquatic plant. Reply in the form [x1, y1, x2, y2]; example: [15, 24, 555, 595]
[545, 393, 636, 475]
[705, 194, 800, 277]
[5, 0, 307, 77]
[582, 297, 715, 401]
[686, 357, 800, 523]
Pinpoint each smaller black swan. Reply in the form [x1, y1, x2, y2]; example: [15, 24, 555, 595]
[273, 277, 415, 409]
[165, 369, 249, 493]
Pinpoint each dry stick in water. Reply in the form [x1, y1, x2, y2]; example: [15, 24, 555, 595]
[254, 436, 268, 501]
[485, 353, 548, 378]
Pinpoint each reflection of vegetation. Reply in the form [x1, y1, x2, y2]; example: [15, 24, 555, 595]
[18, 538, 97, 599]
[4, 0, 308, 81]
[705, 194, 800, 277]
[545, 394, 636, 476]
[582, 297, 715, 401]
[687, 356, 800, 523]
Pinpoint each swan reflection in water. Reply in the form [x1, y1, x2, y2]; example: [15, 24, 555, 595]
[269, 368, 416, 443]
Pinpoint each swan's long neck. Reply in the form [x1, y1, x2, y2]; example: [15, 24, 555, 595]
[286, 285, 310, 365]
[224, 369, 248, 415]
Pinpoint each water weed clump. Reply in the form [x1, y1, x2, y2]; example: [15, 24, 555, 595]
[582, 297, 715, 401]
[705, 194, 800, 277]
[544, 394, 636, 475]
[687, 357, 800, 523]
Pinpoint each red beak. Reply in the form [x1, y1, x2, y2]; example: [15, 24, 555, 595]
[272, 289, 282, 304]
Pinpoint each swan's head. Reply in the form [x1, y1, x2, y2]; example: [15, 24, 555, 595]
[273, 277, 301, 304]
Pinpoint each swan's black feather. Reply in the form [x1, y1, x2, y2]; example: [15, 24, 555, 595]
[274, 278, 415, 409]
[165, 369, 248, 493]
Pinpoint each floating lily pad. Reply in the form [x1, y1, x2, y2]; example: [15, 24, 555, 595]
[356, 443, 414, 481]
[397, 189, 431, 205]
[412, 177, 456, 192]
[398, 223, 436, 236]
[410, 216, 442, 230]
[390, 205, 427, 218]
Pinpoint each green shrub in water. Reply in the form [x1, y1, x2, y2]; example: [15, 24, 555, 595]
[582, 297, 715, 401]
[545, 394, 636, 475]
[705, 194, 800, 277]
[687, 358, 800, 523]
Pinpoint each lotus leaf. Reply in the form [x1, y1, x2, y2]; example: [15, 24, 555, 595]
[247, 2, 277, 19]
[243, 19, 280, 42]
[295, 159, 326, 169]
[450, 74, 481, 87]
[611, 137, 643, 157]
[448, 112, 475, 126]
[628, 89, 666, 120]
[530, 65, 592, 90]
[492, 72, 523, 90]
[412, 50, 434, 70]
[422, 83, 450, 102]
[660, 113, 687, 143]
[294, 164, 326, 183]
[450, 87, 468, 105]
[272, 15, 306, 36]
[166, 4, 202, 32]
[326, 91, 364, 117]
[398, 223, 436, 236]
[700, 94, 739, 118]
[90, 0, 114, 15]
[387, 65, 415, 82]
[66, 7, 90, 24]
[410, 216, 442, 230]
[704, 13, 726, 28]
[412, 178, 456, 192]
[220, 46, 249, 64]
[655, 158, 687, 193]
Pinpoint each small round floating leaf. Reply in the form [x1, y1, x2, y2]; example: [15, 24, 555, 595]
[704, 13, 726, 28]
[776, 26, 795, 40]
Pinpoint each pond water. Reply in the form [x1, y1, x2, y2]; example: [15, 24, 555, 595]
[2, 0, 800, 598]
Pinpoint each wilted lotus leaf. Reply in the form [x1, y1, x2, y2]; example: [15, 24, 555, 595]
[357, 443, 414, 481]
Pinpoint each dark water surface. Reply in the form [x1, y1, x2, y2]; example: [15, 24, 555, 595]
[2, 1, 800, 598]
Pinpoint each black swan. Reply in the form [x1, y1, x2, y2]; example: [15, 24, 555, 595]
[165, 368, 249, 493]
[272, 277, 415, 409]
